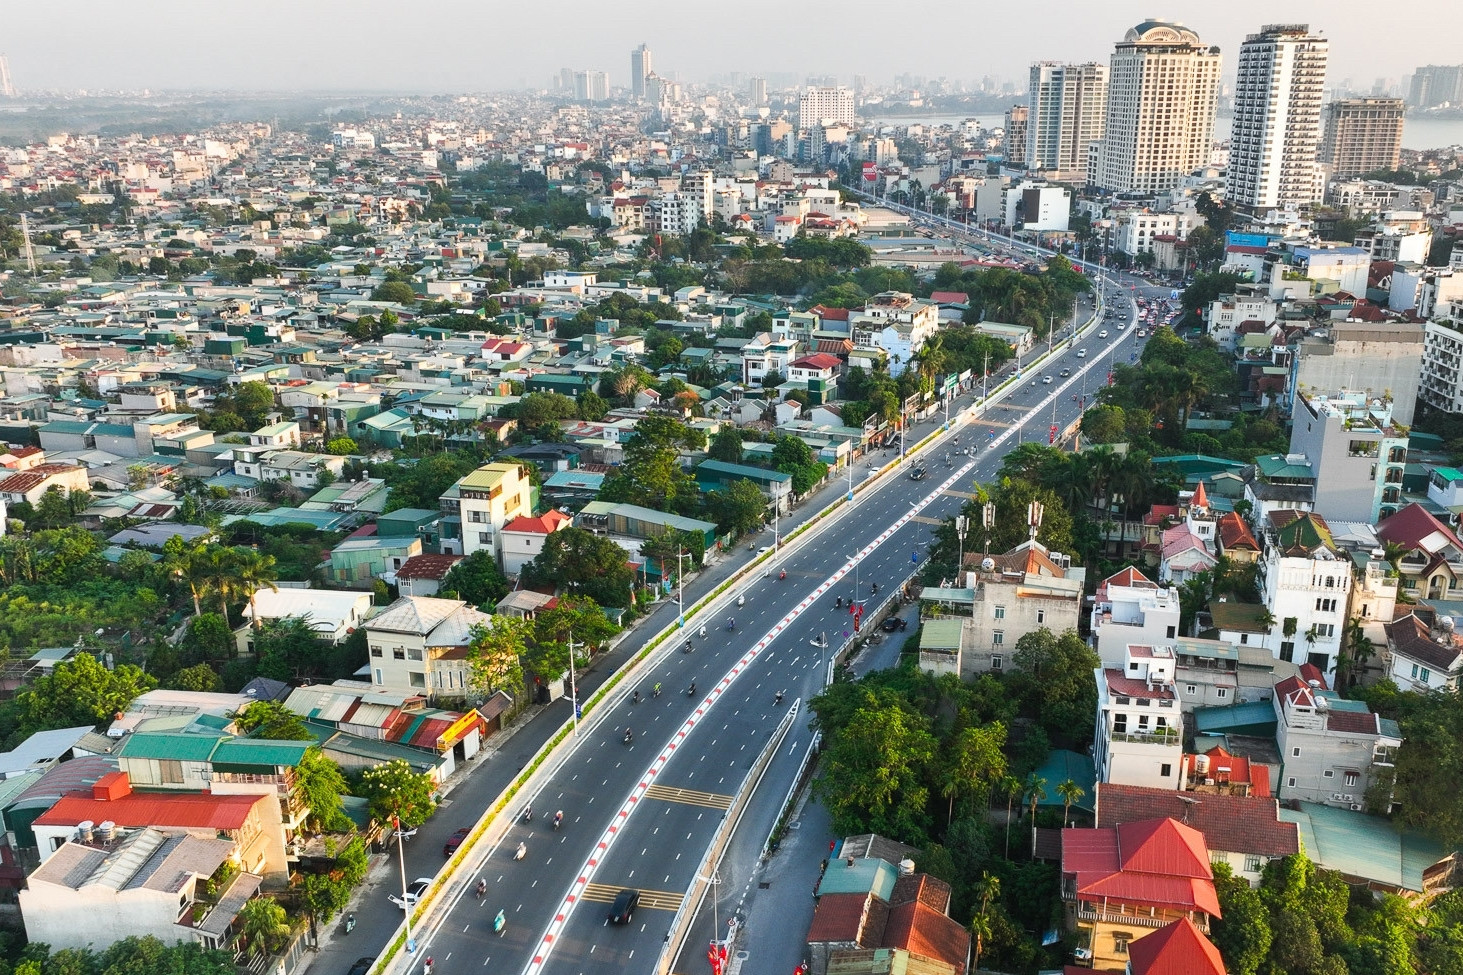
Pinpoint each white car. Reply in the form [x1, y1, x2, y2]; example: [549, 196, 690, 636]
[1042, 375, 1053, 384]
[1098, 329, 1109, 338]
[1076, 349, 1087, 358]
[389, 878, 432, 909]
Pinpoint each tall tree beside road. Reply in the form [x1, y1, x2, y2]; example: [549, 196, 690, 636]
[466, 616, 530, 704]
[815, 699, 937, 840]
[705, 479, 769, 536]
[438, 550, 510, 609]
[358, 758, 437, 829]
[521, 526, 635, 609]
[15, 653, 156, 739]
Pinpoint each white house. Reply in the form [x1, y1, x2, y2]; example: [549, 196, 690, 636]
[1256, 511, 1349, 675]
[1093, 644, 1184, 790]
[1381, 610, 1463, 692]
[1272, 672, 1401, 811]
[1090, 567, 1181, 668]
[499, 510, 572, 577]
[237, 586, 374, 654]
[848, 292, 940, 378]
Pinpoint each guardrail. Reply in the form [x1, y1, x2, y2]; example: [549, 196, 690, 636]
[655, 700, 801, 975]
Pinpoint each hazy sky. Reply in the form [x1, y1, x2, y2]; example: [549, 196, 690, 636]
[9, 0, 1462, 95]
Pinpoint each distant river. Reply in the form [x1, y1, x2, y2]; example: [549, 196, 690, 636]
[866, 112, 1463, 151]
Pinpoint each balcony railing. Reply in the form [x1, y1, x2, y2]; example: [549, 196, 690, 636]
[1110, 729, 1182, 746]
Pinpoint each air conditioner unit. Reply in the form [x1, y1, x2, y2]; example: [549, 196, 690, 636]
[1331, 793, 1345, 801]
[1342, 795, 1354, 803]
[1350, 803, 1362, 811]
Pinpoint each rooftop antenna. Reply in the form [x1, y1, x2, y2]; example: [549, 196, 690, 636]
[1027, 499, 1044, 545]
[1177, 794, 1201, 824]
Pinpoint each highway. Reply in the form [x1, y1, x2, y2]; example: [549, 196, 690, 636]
[386, 258, 1171, 975]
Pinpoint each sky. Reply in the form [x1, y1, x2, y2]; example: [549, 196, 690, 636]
[8, 0, 1463, 95]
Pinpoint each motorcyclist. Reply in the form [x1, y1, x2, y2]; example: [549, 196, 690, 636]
[653, 682, 662, 697]
[632, 689, 640, 704]
[688, 681, 696, 696]
[424, 958, 434, 975]
[775, 690, 785, 705]
[554, 810, 564, 828]
[624, 727, 633, 743]
[700, 624, 708, 638]
[779, 569, 786, 580]
[836, 596, 843, 609]
[727, 617, 735, 631]
[476, 878, 487, 898]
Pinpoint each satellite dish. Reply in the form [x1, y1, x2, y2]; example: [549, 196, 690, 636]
[980, 557, 996, 572]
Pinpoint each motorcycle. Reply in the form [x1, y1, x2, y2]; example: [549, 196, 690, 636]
[493, 910, 506, 936]
[521, 805, 533, 824]
[682, 640, 693, 654]
[736, 595, 745, 607]
[623, 728, 634, 744]
[553, 810, 564, 830]
[779, 569, 786, 580]
[514, 842, 526, 861]
[344, 912, 356, 934]
[775, 691, 785, 706]
[726, 618, 735, 632]
[424, 959, 434, 975]
[475, 879, 487, 900]
[652, 683, 662, 698]
[632, 689, 639, 704]
[688, 682, 697, 697]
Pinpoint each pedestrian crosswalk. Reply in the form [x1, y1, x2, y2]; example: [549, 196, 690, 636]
[644, 784, 734, 810]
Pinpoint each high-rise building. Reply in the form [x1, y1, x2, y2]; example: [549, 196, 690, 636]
[1025, 61, 1107, 181]
[1093, 20, 1222, 195]
[1003, 105, 1029, 167]
[1227, 24, 1329, 211]
[0, 56, 13, 99]
[630, 44, 652, 102]
[573, 71, 609, 103]
[1409, 64, 1463, 109]
[1320, 98, 1405, 178]
[749, 77, 767, 107]
[797, 86, 855, 131]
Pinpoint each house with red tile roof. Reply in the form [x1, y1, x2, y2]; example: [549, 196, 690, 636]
[1376, 502, 1463, 601]
[1382, 609, 1463, 692]
[501, 509, 572, 576]
[1061, 817, 1221, 971]
[1127, 917, 1226, 975]
[1217, 510, 1260, 562]
[0, 463, 89, 506]
[396, 553, 464, 598]
[807, 858, 970, 975]
[1097, 781, 1298, 886]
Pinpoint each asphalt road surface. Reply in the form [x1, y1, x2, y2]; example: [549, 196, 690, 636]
[385, 268, 1161, 975]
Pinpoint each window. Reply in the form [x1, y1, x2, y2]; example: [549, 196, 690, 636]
[478, 532, 491, 544]
[407, 648, 423, 661]
[1216, 688, 1228, 699]
[1422, 668, 1433, 683]
[993, 631, 1004, 646]
[1166, 625, 1177, 639]
[1036, 610, 1045, 624]
[1240, 634, 1248, 645]
[1411, 663, 1420, 679]
[1345, 771, 1359, 787]
[409, 672, 427, 689]
[1113, 932, 1135, 956]
[1138, 714, 1150, 729]
[1244, 855, 1264, 873]
[371, 645, 383, 658]
[1113, 714, 1127, 733]
[1288, 777, 1297, 788]
[1129, 661, 1141, 671]
[1160, 763, 1172, 777]
[393, 648, 406, 660]
[373, 668, 383, 685]
[1316, 598, 1336, 612]
[994, 605, 1006, 620]
[1292, 746, 1302, 758]
[991, 655, 1002, 670]
[1324, 769, 1334, 778]
[1280, 642, 1294, 662]
[1186, 684, 1197, 695]
[1315, 623, 1335, 638]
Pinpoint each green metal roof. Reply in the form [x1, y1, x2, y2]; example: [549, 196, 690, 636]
[1434, 467, 1463, 483]
[1278, 801, 1449, 893]
[1029, 749, 1096, 811]
[211, 738, 311, 769]
[1193, 700, 1278, 737]
[919, 619, 964, 650]
[816, 856, 898, 900]
[116, 731, 223, 762]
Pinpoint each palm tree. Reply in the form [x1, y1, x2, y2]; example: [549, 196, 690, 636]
[201, 545, 241, 625]
[1001, 774, 1022, 858]
[1056, 779, 1086, 827]
[237, 896, 290, 957]
[1026, 773, 1047, 857]
[235, 549, 280, 631]
[974, 871, 1001, 919]
[162, 537, 210, 617]
[970, 912, 993, 973]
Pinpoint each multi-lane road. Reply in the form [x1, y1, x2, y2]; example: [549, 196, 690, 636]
[373, 256, 1173, 975]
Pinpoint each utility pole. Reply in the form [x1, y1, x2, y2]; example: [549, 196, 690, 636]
[675, 549, 690, 628]
[394, 816, 420, 954]
[567, 633, 581, 736]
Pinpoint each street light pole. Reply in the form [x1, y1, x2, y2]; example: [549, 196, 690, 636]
[566, 632, 581, 736]
[395, 816, 419, 954]
[675, 548, 690, 628]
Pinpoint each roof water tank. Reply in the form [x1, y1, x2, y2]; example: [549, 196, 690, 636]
[77, 821, 94, 844]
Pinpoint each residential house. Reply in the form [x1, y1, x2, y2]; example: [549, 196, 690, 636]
[694, 459, 794, 507]
[1242, 455, 1316, 524]
[1256, 511, 1349, 674]
[848, 292, 940, 377]
[807, 858, 970, 975]
[500, 510, 572, 577]
[395, 554, 463, 598]
[1127, 918, 1227, 975]
[232, 447, 344, 490]
[1278, 800, 1454, 898]
[1272, 673, 1401, 811]
[1217, 510, 1260, 562]
[456, 462, 533, 566]
[1093, 645, 1184, 790]
[0, 463, 89, 506]
[237, 587, 374, 653]
[1096, 782, 1299, 887]
[1089, 567, 1181, 668]
[21, 828, 255, 953]
[1172, 636, 1300, 710]
[326, 535, 423, 586]
[1381, 610, 1463, 692]
[364, 596, 493, 699]
[918, 540, 1085, 678]
[740, 333, 799, 386]
[1288, 391, 1407, 523]
[1060, 817, 1221, 971]
[1376, 503, 1463, 602]
[248, 421, 301, 449]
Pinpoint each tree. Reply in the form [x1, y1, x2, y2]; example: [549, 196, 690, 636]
[1055, 778, 1085, 827]
[252, 617, 324, 682]
[438, 550, 510, 609]
[358, 758, 437, 829]
[531, 596, 618, 677]
[170, 663, 221, 692]
[970, 912, 993, 973]
[299, 836, 369, 925]
[238, 897, 291, 957]
[521, 525, 635, 608]
[234, 700, 310, 740]
[705, 479, 768, 537]
[15, 653, 156, 735]
[1025, 773, 1047, 855]
[1009, 628, 1101, 739]
[1211, 862, 1273, 975]
[371, 280, 417, 305]
[708, 427, 744, 464]
[466, 617, 529, 703]
[178, 612, 234, 666]
[234, 549, 279, 630]
[814, 700, 937, 840]
[295, 747, 352, 833]
[940, 723, 1008, 822]
[324, 437, 358, 455]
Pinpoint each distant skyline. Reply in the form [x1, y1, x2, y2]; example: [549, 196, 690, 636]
[9, 0, 1462, 96]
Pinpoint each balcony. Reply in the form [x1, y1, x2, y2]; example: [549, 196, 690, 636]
[1109, 728, 1182, 746]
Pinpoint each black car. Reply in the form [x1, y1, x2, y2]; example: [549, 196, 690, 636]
[608, 888, 640, 924]
[910, 467, 927, 481]
[347, 959, 374, 975]
[880, 616, 908, 632]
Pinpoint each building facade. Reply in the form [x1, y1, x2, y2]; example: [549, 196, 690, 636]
[364, 596, 493, 698]
[1003, 104, 1029, 166]
[1258, 511, 1349, 674]
[1026, 61, 1107, 182]
[1094, 21, 1222, 194]
[1272, 674, 1401, 811]
[456, 461, 533, 565]
[1288, 391, 1407, 523]
[1090, 567, 1181, 667]
[1320, 98, 1405, 178]
[1227, 24, 1328, 211]
[798, 86, 855, 131]
[630, 44, 651, 101]
[1093, 645, 1184, 791]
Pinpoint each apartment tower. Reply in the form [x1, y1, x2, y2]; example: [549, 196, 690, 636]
[1228, 24, 1329, 211]
[1321, 98, 1405, 178]
[1003, 105, 1029, 167]
[1026, 61, 1107, 182]
[798, 86, 855, 131]
[630, 44, 652, 101]
[1094, 21, 1221, 194]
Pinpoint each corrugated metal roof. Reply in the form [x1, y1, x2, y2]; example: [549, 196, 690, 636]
[210, 739, 310, 768]
[408, 717, 454, 750]
[116, 732, 221, 763]
[349, 702, 397, 728]
[36, 789, 261, 831]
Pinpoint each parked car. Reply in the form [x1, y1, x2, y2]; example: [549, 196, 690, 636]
[389, 878, 432, 909]
[347, 959, 374, 975]
[443, 827, 471, 857]
[880, 616, 908, 632]
[608, 888, 640, 924]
